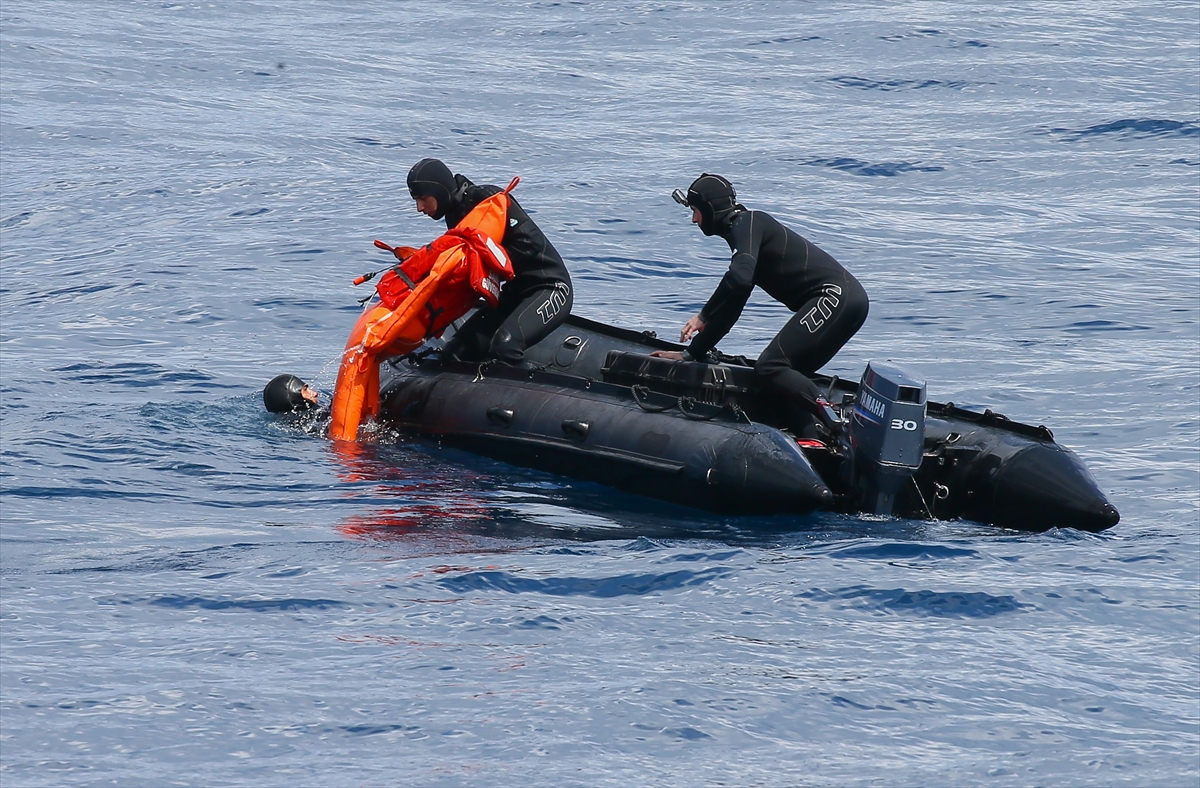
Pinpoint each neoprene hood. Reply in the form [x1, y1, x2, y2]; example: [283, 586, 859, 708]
[263, 374, 314, 413]
[675, 173, 741, 236]
[407, 158, 457, 220]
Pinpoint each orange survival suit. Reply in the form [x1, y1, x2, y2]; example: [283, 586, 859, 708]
[328, 179, 518, 441]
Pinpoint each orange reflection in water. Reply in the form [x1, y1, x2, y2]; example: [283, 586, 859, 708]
[327, 438, 497, 544]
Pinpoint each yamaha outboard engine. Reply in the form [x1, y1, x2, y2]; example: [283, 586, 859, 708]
[848, 362, 926, 515]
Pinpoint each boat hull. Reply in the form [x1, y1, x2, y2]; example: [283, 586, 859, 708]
[380, 360, 833, 515]
[376, 315, 1119, 532]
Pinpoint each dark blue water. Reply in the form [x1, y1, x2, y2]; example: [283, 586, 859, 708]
[2, 2, 1197, 786]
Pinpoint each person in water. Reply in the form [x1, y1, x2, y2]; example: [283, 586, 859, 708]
[263, 374, 319, 413]
[406, 158, 572, 365]
[652, 174, 869, 432]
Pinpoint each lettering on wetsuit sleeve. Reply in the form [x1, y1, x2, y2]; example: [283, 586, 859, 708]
[798, 284, 843, 333]
[536, 283, 571, 324]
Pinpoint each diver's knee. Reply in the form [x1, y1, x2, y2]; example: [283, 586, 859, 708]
[846, 303, 868, 335]
[842, 290, 869, 333]
[489, 329, 525, 365]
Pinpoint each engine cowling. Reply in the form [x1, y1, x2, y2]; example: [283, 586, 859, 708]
[848, 362, 926, 515]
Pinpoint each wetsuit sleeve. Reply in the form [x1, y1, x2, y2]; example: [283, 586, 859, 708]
[686, 273, 751, 359]
[687, 214, 762, 359]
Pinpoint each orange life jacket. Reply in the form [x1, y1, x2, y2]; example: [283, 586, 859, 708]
[328, 179, 517, 441]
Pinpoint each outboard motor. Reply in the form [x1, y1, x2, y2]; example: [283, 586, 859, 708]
[847, 362, 926, 515]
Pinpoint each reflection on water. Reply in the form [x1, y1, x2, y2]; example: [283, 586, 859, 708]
[324, 432, 972, 549]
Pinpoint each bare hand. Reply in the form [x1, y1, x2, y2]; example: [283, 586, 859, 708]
[680, 314, 706, 343]
[649, 350, 684, 360]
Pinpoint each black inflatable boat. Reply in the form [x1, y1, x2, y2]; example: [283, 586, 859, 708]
[376, 314, 1120, 532]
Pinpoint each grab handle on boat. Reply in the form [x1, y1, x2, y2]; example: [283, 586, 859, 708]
[561, 420, 589, 440]
[487, 406, 515, 426]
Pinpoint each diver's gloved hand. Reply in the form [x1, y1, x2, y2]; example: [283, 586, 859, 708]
[392, 245, 418, 262]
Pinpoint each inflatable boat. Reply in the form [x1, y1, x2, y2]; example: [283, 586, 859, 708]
[374, 314, 1120, 532]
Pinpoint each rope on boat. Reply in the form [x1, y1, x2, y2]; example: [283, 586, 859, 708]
[910, 476, 934, 520]
[630, 384, 675, 413]
[632, 385, 749, 423]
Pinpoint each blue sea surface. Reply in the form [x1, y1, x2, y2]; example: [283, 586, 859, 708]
[2, 2, 1198, 786]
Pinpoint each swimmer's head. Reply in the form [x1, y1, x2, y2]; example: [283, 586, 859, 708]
[674, 173, 741, 236]
[407, 157, 456, 220]
[263, 374, 319, 413]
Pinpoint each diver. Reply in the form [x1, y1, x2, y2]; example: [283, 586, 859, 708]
[652, 174, 869, 434]
[263, 374, 319, 413]
[406, 158, 573, 365]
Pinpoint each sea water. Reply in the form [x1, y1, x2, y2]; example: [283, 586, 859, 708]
[1, 2, 1197, 786]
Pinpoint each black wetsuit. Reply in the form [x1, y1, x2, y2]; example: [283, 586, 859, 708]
[442, 176, 573, 364]
[687, 209, 868, 421]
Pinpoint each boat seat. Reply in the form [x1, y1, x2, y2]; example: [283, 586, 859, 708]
[601, 351, 758, 406]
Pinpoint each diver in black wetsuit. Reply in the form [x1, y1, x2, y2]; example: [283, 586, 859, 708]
[652, 174, 869, 433]
[406, 158, 572, 365]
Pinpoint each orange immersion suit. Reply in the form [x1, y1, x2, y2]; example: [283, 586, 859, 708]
[328, 180, 517, 441]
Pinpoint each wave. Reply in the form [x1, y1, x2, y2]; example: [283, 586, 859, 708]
[794, 157, 944, 177]
[438, 567, 731, 597]
[1051, 118, 1200, 140]
[797, 585, 1028, 618]
[828, 76, 969, 91]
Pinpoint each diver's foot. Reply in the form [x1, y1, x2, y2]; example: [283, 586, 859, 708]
[439, 338, 473, 363]
[814, 398, 844, 437]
